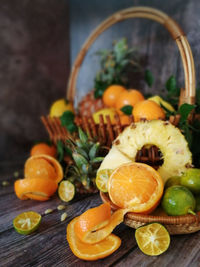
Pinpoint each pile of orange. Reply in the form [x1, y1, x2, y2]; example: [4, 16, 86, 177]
[67, 162, 164, 260]
[14, 154, 63, 201]
[102, 85, 166, 123]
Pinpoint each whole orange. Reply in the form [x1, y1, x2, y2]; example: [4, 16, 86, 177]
[116, 89, 144, 114]
[119, 115, 131, 126]
[133, 100, 165, 122]
[30, 143, 57, 157]
[103, 85, 126, 108]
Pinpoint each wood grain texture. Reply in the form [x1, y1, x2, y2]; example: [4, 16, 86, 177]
[0, 161, 200, 266]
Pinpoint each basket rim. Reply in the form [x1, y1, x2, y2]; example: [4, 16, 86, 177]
[67, 6, 196, 105]
[100, 191, 200, 225]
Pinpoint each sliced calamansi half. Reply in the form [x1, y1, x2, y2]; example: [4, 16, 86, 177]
[13, 211, 41, 235]
[58, 181, 75, 202]
[96, 169, 113, 192]
[135, 223, 170, 256]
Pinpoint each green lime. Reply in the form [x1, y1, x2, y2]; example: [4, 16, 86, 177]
[96, 169, 113, 192]
[180, 168, 200, 194]
[58, 181, 75, 202]
[165, 176, 181, 189]
[135, 223, 170, 256]
[161, 185, 196, 216]
[13, 211, 41, 235]
[195, 195, 200, 212]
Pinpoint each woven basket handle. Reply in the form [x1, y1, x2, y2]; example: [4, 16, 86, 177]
[67, 6, 196, 105]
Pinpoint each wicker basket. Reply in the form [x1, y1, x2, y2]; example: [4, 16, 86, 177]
[41, 7, 200, 234]
[100, 192, 200, 235]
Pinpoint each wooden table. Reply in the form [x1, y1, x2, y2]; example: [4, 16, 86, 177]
[1, 160, 200, 267]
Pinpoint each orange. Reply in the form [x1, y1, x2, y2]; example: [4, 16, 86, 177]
[14, 177, 58, 201]
[116, 89, 144, 114]
[75, 203, 127, 244]
[133, 100, 165, 122]
[119, 114, 131, 126]
[108, 162, 164, 214]
[103, 85, 126, 108]
[67, 217, 121, 261]
[30, 143, 57, 157]
[24, 155, 63, 184]
[75, 203, 111, 241]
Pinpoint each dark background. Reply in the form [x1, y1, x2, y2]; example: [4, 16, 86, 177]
[1, 0, 200, 162]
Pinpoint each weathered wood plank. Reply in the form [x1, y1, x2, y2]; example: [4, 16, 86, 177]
[113, 231, 200, 267]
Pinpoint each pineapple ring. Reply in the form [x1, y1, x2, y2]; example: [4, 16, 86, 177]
[99, 120, 192, 183]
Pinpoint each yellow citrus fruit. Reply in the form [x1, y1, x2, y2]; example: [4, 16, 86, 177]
[50, 99, 74, 117]
[67, 217, 121, 261]
[93, 108, 117, 124]
[13, 211, 41, 235]
[135, 223, 170, 256]
[58, 181, 75, 202]
[148, 95, 175, 112]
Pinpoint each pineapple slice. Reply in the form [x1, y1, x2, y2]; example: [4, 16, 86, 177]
[99, 120, 192, 183]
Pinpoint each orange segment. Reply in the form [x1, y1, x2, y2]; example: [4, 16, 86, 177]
[67, 217, 121, 261]
[108, 162, 164, 214]
[24, 155, 63, 183]
[14, 178, 58, 201]
[75, 204, 127, 244]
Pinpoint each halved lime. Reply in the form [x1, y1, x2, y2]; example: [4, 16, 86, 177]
[135, 223, 170, 256]
[13, 211, 41, 235]
[96, 169, 113, 192]
[58, 181, 75, 202]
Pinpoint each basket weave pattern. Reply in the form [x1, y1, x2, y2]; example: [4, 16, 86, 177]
[41, 7, 199, 234]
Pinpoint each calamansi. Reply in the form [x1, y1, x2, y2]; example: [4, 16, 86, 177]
[96, 169, 113, 192]
[135, 223, 170, 256]
[180, 168, 200, 194]
[161, 185, 196, 216]
[13, 211, 41, 235]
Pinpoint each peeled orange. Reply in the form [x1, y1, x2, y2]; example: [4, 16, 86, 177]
[14, 178, 58, 201]
[108, 162, 164, 214]
[67, 217, 121, 261]
[24, 155, 63, 184]
[75, 203, 127, 244]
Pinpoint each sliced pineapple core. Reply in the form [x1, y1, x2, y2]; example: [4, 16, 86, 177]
[99, 120, 192, 183]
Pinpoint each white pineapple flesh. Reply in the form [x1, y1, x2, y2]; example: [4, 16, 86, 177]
[99, 120, 192, 183]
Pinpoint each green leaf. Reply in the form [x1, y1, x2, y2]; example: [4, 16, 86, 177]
[75, 147, 88, 159]
[72, 152, 88, 170]
[78, 127, 88, 143]
[60, 111, 77, 133]
[120, 105, 133, 115]
[145, 69, 154, 87]
[178, 103, 195, 123]
[166, 76, 176, 92]
[57, 140, 64, 162]
[89, 142, 100, 160]
[91, 157, 104, 163]
[81, 164, 90, 175]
